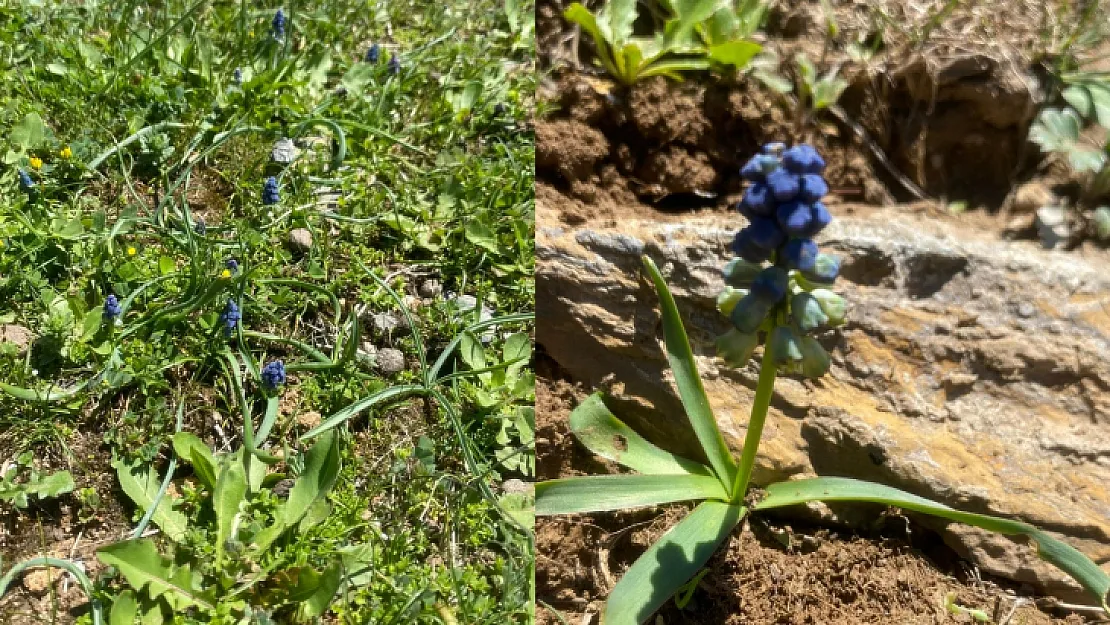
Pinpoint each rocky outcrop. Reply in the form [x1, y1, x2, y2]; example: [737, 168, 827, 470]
[537, 203, 1110, 603]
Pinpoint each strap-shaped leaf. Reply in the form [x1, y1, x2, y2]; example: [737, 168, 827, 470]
[641, 256, 737, 486]
[604, 500, 745, 625]
[570, 392, 712, 477]
[537, 474, 728, 516]
[755, 477, 1110, 612]
[564, 4, 622, 79]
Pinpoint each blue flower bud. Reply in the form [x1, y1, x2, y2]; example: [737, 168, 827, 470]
[782, 144, 825, 174]
[722, 258, 764, 288]
[272, 9, 286, 38]
[715, 329, 760, 367]
[798, 174, 828, 203]
[103, 295, 122, 321]
[810, 289, 846, 326]
[233, 68, 242, 85]
[747, 217, 786, 250]
[365, 43, 381, 63]
[261, 360, 287, 390]
[801, 254, 839, 284]
[388, 53, 401, 75]
[227, 259, 239, 274]
[18, 170, 33, 193]
[740, 154, 780, 182]
[790, 292, 828, 333]
[800, 202, 832, 238]
[194, 218, 207, 235]
[769, 326, 804, 367]
[798, 336, 831, 378]
[731, 231, 773, 264]
[782, 238, 818, 272]
[262, 176, 280, 205]
[751, 266, 789, 304]
[730, 292, 772, 334]
[776, 200, 813, 237]
[737, 183, 774, 218]
[766, 169, 801, 202]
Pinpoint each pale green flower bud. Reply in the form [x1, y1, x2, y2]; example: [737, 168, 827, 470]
[715, 329, 760, 367]
[717, 287, 748, 317]
[798, 336, 831, 378]
[790, 292, 828, 333]
[723, 258, 764, 288]
[810, 288, 847, 326]
[769, 326, 803, 368]
[730, 292, 772, 334]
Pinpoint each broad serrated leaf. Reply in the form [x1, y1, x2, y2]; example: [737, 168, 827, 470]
[213, 461, 247, 560]
[707, 40, 761, 69]
[109, 590, 138, 625]
[172, 432, 216, 490]
[112, 458, 187, 541]
[96, 539, 214, 610]
[9, 113, 45, 150]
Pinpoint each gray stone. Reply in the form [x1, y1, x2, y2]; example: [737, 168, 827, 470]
[288, 228, 313, 253]
[537, 204, 1110, 602]
[0, 325, 33, 356]
[375, 347, 405, 375]
[271, 138, 300, 164]
[419, 278, 443, 298]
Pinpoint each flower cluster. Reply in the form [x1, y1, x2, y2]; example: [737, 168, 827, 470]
[272, 9, 286, 39]
[262, 176, 280, 205]
[715, 143, 846, 378]
[261, 360, 287, 390]
[226, 259, 239, 275]
[219, 299, 241, 337]
[365, 43, 381, 64]
[103, 295, 122, 323]
[388, 53, 400, 76]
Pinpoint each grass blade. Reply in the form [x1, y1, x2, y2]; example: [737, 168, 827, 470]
[604, 500, 744, 624]
[536, 474, 727, 516]
[570, 392, 712, 476]
[299, 384, 425, 441]
[641, 255, 736, 486]
[756, 477, 1110, 612]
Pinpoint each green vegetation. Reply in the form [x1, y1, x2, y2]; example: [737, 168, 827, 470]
[0, 0, 534, 622]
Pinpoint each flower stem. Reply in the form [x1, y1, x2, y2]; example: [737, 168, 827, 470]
[731, 341, 778, 501]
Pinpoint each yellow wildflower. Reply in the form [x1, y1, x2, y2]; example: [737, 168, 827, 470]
[60, 147, 72, 159]
[127, 246, 137, 256]
[221, 269, 232, 279]
[29, 157, 42, 170]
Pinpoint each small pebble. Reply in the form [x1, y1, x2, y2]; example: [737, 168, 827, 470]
[288, 228, 313, 253]
[376, 347, 405, 375]
[419, 279, 442, 298]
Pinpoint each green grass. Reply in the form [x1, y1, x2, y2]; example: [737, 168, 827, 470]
[0, 0, 535, 622]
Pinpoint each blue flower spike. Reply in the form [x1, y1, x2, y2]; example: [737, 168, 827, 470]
[366, 43, 381, 63]
[104, 295, 122, 325]
[716, 142, 844, 377]
[18, 170, 34, 194]
[272, 9, 286, 39]
[233, 68, 243, 85]
[388, 52, 401, 76]
[262, 176, 280, 205]
[219, 299, 242, 337]
[261, 360, 287, 390]
[194, 217, 207, 235]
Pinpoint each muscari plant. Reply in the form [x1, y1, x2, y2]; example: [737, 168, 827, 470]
[536, 144, 1110, 624]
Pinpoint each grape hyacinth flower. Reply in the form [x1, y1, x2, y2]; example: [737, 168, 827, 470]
[717, 142, 845, 378]
[227, 259, 239, 274]
[219, 299, 242, 337]
[272, 9, 286, 39]
[262, 176, 280, 205]
[194, 217, 207, 235]
[233, 67, 243, 85]
[388, 52, 400, 76]
[261, 360, 287, 390]
[18, 170, 33, 194]
[365, 43, 381, 63]
[103, 295, 122, 324]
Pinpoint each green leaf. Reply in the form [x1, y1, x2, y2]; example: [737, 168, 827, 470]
[301, 561, 344, 619]
[213, 461, 247, 560]
[755, 477, 1110, 611]
[158, 256, 176, 276]
[707, 40, 761, 69]
[9, 113, 45, 150]
[599, 0, 637, 47]
[570, 393, 713, 476]
[26, 470, 74, 499]
[564, 4, 623, 79]
[112, 458, 187, 541]
[459, 331, 488, 371]
[299, 384, 424, 441]
[96, 539, 214, 610]
[110, 590, 138, 625]
[283, 430, 340, 527]
[641, 256, 737, 486]
[502, 332, 532, 380]
[536, 474, 728, 516]
[172, 432, 216, 490]
[604, 500, 744, 624]
[1093, 206, 1110, 241]
[464, 221, 500, 254]
[1030, 108, 1081, 153]
[1064, 85, 1094, 119]
[639, 57, 712, 80]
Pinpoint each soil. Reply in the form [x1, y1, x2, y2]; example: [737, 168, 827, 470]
[535, 0, 1110, 243]
[535, 355, 1095, 625]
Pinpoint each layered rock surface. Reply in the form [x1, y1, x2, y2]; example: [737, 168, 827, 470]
[538, 203, 1110, 602]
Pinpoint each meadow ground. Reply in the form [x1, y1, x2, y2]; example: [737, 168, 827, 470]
[0, 1, 535, 623]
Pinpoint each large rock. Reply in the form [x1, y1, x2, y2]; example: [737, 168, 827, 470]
[537, 203, 1110, 603]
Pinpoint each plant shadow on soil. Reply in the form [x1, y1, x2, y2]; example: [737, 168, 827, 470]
[535, 354, 1091, 625]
